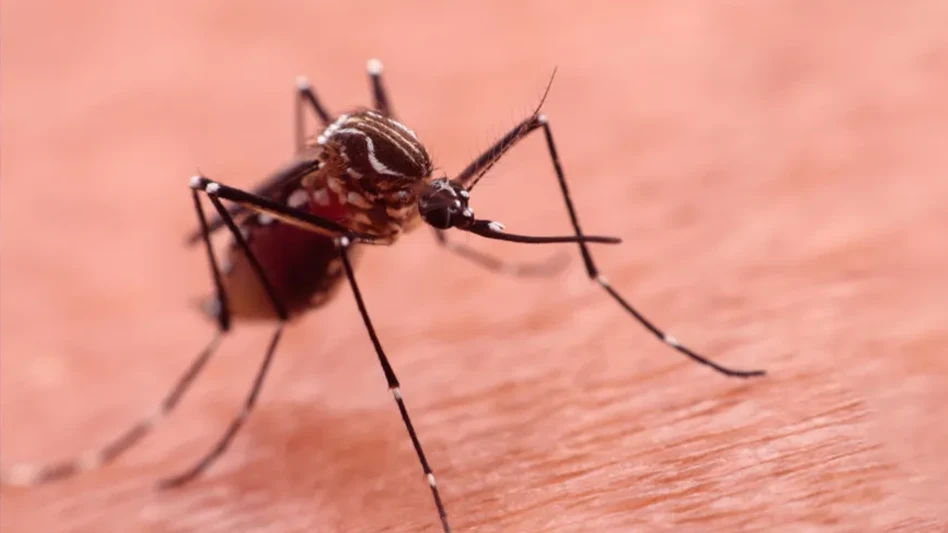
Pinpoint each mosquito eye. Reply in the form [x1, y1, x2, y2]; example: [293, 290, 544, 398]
[421, 207, 452, 229]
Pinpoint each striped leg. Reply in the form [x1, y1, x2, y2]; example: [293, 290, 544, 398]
[0, 189, 235, 487]
[192, 171, 452, 530]
[454, 109, 766, 378]
[366, 58, 393, 118]
[295, 75, 333, 153]
[335, 235, 451, 533]
[157, 176, 293, 487]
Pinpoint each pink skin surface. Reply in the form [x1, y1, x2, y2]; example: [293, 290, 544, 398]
[2, 2, 947, 532]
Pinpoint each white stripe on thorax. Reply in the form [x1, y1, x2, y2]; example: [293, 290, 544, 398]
[334, 127, 401, 176]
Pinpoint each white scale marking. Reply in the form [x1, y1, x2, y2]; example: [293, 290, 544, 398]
[326, 177, 344, 194]
[347, 191, 371, 208]
[387, 116, 420, 141]
[367, 58, 383, 75]
[287, 188, 309, 208]
[312, 189, 330, 206]
[147, 405, 165, 422]
[350, 113, 426, 166]
[203, 296, 225, 318]
[78, 450, 102, 470]
[318, 114, 349, 145]
[334, 127, 400, 175]
[664, 334, 682, 348]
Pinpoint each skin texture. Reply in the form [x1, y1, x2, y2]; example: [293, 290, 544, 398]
[2, 1, 947, 531]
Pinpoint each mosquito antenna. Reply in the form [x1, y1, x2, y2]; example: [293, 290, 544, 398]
[455, 68, 558, 191]
[537, 67, 557, 114]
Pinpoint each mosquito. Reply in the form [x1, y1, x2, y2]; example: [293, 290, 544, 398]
[1, 59, 765, 532]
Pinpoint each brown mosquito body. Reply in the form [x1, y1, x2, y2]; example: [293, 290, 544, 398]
[202, 106, 433, 321]
[2, 59, 766, 533]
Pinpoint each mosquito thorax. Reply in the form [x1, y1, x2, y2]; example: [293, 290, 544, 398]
[312, 109, 435, 237]
[417, 178, 474, 230]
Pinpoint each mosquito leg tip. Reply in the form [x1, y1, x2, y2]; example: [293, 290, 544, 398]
[367, 58, 384, 75]
[711, 364, 766, 378]
[155, 474, 188, 491]
[295, 75, 310, 91]
[727, 370, 767, 379]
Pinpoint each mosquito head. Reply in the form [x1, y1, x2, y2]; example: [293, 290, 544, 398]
[417, 178, 474, 230]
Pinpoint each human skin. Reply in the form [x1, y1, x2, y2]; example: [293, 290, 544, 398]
[1, 1, 946, 532]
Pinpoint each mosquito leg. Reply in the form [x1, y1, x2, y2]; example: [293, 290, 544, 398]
[188, 63, 384, 244]
[335, 235, 451, 533]
[189, 65, 375, 243]
[431, 228, 569, 277]
[158, 177, 291, 488]
[187, 176, 382, 243]
[536, 117, 765, 377]
[295, 75, 333, 153]
[184, 158, 325, 246]
[185, 75, 332, 244]
[0, 190, 234, 487]
[366, 58, 393, 118]
[0, 337, 225, 487]
[455, 114, 765, 378]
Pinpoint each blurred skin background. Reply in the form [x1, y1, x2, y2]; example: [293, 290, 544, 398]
[1, 1, 947, 532]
